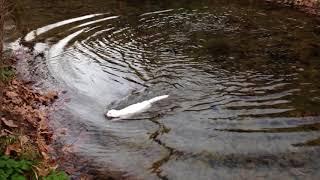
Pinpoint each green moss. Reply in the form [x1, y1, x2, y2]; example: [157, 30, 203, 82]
[0, 66, 15, 82]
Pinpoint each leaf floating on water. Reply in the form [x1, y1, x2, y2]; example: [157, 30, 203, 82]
[57, 128, 68, 135]
[45, 91, 58, 100]
[62, 144, 74, 154]
[1, 117, 18, 128]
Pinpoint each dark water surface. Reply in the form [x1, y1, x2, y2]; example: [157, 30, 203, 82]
[9, 0, 320, 179]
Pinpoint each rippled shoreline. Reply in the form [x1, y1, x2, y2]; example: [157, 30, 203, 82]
[8, 0, 320, 179]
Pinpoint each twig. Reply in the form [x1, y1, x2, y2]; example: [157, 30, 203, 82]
[31, 166, 39, 180]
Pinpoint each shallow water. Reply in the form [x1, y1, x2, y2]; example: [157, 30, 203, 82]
[9, 0, 320, 179]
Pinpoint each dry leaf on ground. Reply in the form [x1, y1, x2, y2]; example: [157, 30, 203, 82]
[5, 91, 19, 98]
[5, 143, 22, 156]
[34, 166, 51, 177]
[1, 117, 18, 128]
[19, 135, 29, 145]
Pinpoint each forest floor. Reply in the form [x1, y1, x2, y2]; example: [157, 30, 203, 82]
[0, 56, 70, 179]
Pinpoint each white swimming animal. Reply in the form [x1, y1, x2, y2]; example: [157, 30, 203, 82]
[106, 95, 169, 119]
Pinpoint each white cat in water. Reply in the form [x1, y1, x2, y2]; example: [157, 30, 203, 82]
[106, 95, 169, 119]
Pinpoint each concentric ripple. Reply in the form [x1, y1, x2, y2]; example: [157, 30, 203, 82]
[13, 5, 320, 180]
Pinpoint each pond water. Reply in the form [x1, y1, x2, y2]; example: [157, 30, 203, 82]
[9, 0, 320, 179]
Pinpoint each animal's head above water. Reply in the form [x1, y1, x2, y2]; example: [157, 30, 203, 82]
[106, 109, 119, 118]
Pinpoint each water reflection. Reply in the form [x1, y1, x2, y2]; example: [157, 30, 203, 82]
[11, 1, 320, 179]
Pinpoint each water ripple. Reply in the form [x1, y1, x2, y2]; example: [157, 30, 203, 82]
[14, 6, 320, 179]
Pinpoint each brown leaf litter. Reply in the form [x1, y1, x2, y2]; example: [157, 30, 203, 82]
[0, 78, 59, 176]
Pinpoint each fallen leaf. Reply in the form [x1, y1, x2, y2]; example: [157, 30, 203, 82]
[5, 91, 19, 98]
[0, 130, 8, 137]
[19, 135, 29, 145]
[41, 151, 50, 160]
[38, 119, 48, 130]
[37, 137, 49, 153]
[4, 129, 13, 134]
[5, 143, 21, 155]
[57, 128, 68, 135]
[38, 91, 59, 105]
[34, 166, 51, 177]
[64, 166, 78, 175]
[36, 110, 46, 121]
[45, 91, 58, 100]
[11, 79, 18, 85]
[80, 175, 92, 180]
[62, 144, 74, 153]
[1, 117, 18, 128]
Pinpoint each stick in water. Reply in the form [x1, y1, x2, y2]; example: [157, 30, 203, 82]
[106, 95, 169, 119]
